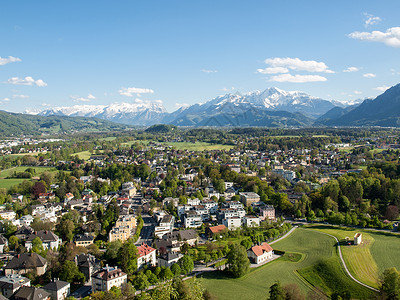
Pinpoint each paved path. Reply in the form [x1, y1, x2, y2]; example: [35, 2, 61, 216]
[304, 228, 379, 293]
[270, 225, 298, 245]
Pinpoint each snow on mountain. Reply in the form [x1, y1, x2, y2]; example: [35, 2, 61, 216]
[40, 102, 168, 126]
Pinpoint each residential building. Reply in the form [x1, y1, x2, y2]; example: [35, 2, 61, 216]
[43, 280, 70, 300]
[205, 225, 227, 238]
[25, 231, 62, 251]
[0, 210, 16, 221]
[223, 217, 242, 230]
[91, 266, 127, 292]
[74, 233, 94, 247]
[154, 215, 175, 239]
[259, 205, 275, 221]
[12, 286, 50, 300]
[4, 253, 47, 276]
[157, 252, 183, 268]
[0, 234, 8, 253]
[75, 253, 100, 282]
[0, 274, 30, 298]
[183, 211, 202, 228]
[247, 242, 273, 264]
[242, 215, 260, 227]
[239, 192, 260, 207]
[137, 243, 157, 269]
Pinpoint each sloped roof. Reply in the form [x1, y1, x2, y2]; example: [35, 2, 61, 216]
[26, 230, 59, 243]
[208, 225, 227, 234]
[11, 286, 50, 300]
[250, 242, 273, 257]
[43, 280, 70, 291]
[137, 243, 156, 258]
[5, 253, 47, 270]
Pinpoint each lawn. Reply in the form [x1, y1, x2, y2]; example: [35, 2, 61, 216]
[369, 231, 400, 275]
[98, 137, 117, 141]
[162, 142, 233, 151]
[73, 151, 92, 160]
[0, 166, 58, 178]
[308, 226, 379, 288]
[199, 228, 374, 300]
[0, 178, 27, 189]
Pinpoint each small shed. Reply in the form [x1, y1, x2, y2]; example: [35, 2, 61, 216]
[354, 233, 362, 245]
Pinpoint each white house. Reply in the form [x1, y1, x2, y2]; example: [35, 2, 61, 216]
[25, 231, 62, 251]
[242, 215, 260, 227]
[43, 280, 70, 300]
[223, 217, 242, 230]
[247, 242, 273, 264]
[137, 243, 157, 269]
[91, 266, 127, 292]
[183, 211, 202, 228]
[157, 252, 183, 268]
[0, 210, 16, 221]
[354, 233, 362, 245]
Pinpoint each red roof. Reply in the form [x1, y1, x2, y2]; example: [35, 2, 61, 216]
[251, 242, 273, 257]
[137, 243, 156, 258]
[208, 225, 227, 234]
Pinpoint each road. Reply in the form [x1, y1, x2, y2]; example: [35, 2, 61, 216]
[136, 213, 156, 246]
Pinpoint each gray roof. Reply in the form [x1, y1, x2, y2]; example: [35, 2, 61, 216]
[5, 253, 47, 270]
[43, 280, 70, 291]
[26, 230, 59, 243]
[11, 286, 50, 300]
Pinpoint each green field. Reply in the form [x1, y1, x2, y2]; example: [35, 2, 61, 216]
[98, 136, 117, 141]
[162, 142, 233, 151]
[73, 151, 92, 160]
[0, 166, 57, 178]
[0, 166, 58, 190]
[0, 178, 27, 189]
[307, 225, 400, 290]
[199, 228, 374, 299]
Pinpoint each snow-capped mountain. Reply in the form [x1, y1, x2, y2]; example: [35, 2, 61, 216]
[39, 102, 168, 126]
[36, 87, 349, 127]
[164, 87, 336, 126]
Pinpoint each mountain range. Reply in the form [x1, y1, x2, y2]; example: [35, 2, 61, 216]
[15, 83, 400, 128]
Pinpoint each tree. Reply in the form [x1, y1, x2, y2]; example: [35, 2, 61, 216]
[105, 240, 122, 262]
[8, 235, 19, 250]
[133, 272, 150, 291]
[226, 243, 250, 278]
[380, 267, 400, 299]
[178, 255, 194, 275]
[31, 237, 46, 256]
[56, 219, 75, 242]
[268, 281, 286, 300]
[171, 263, 181, 276]
[59, 260, 85, 285]
[118, 238, 138, 276]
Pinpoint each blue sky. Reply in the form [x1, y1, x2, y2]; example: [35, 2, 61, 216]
[1, 0, 400, 113]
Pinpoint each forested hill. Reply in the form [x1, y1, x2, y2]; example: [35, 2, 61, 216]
[0, 110, 131, 137]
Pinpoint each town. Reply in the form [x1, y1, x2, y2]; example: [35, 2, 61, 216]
[0, 128, 399, 299]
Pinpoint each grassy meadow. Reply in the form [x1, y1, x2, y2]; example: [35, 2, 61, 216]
[199, 228, 374, 300]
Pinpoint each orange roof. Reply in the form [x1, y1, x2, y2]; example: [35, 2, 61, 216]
[208, 225, 227, 234]
[251, 242, 273, 257]
[137, 243, 156, 258]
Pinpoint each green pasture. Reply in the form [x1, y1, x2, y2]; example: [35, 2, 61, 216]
[162, 142, 233, 151]
[199, 228, 374, 300]
[0, 166, 57, 178]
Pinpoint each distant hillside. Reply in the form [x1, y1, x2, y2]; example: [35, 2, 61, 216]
[318, 84, 400, 127]
[0, 111, 130, 137]
[145, 124, 177, 133]
[314, 105, 359, 125]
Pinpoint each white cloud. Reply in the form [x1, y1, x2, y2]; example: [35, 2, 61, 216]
[71, 94, 96, 103]
[343, 67, 359, 73]
[264, 57, 334, 73]
[6, 76, 47, 87]
[269, 73, 327, 83]
[0, 56, 21, 66]
[354, 90, 362, 95]
[119, 87, 154, 97]
[201, 69, 217, 73]
[12, 94, 29, 99]
[2, 97, 10, 102]
[363, 73, 376, 78]
[41, 103, 51, 107]
[349, 27, 400, 47]
[374, 85, 390, 92]
[257, 67, 289, 74]
[364, 13, 382, 28]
